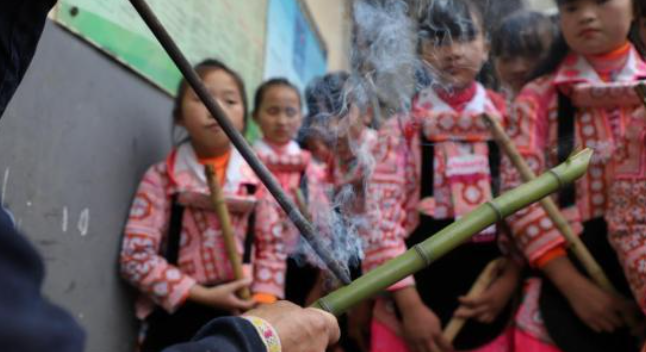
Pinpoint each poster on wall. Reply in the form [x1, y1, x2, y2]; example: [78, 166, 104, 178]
[52, 0, 268, 100]
[264, 0, 327, 92]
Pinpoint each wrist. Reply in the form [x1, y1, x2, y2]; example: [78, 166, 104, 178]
[393, 286, 424, 315]
[188, 284, 207, 304]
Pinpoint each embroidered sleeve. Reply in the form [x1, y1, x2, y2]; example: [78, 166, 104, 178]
[120, 164, 196, 314]
[501, 83, 569, 266]
[252, 190, 288, 298]
[363, 120, 417, 290]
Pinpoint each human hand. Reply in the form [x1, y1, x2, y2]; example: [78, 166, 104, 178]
[455, 260, 521, 323]
[543, 256, 630, 333]
[395, 287, 453, 352]
[244, 301, 340, 352]
[346, 300, 374, 352]
[188, 278, 255, 313]
[564, 275, 632, 333]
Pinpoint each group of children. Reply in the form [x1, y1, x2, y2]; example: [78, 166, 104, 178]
[119, 0, 646, 351]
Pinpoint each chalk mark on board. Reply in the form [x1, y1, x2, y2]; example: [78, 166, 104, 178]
[77, 208, 90, 236]
[1, 168, 9, 206]
[62, 206, 68, 233]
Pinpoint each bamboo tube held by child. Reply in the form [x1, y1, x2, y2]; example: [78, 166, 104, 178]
[482, 114, 617, 294]
[205, 165, 251, 300]
[311, 149, 592, 316]
[443, 258, 507, 342]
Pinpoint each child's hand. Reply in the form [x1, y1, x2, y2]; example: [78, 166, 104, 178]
[346, 300, 374, 352]
[564, 275, 632, 333]
[395, 287, 453, 352]
[455, 261, 521, 323]
[188, 278, 255, 313]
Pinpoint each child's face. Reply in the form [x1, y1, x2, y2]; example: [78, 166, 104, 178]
[559, 0, 634, 56]
[421, 30, 489, 89]
[494, 55, 541, 94]
[178, 69, 245, 157]
[254, 85, 302, 145]
[329, 105, 366, 162]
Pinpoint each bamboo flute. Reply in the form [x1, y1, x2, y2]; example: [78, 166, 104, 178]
[482, 114, 617, 293]
[443, 258, 506, 342]
[312, 149, 592, 316]
[204, 165, 251, 300]
[129, 0, 350, 285]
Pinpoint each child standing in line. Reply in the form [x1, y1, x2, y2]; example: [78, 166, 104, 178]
[120, 60, 287, 351]
[251, 78, 329, 307]
[502, 0, 646, 350]
[363, 1, 520, 351]
[491, 10, 557, 97]
[302, 71, 378, 352]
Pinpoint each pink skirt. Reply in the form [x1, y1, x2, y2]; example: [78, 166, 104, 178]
[370, 319, 514, 352]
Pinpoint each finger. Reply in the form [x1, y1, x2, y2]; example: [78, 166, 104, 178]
[307, 308, 341, 345]
[223, 277, 252, 291]
[231, 296, 256, 311]
[435, 334, 453, 352]
[457, 295, 482, 307]
[477, 312, 495, 324]
[418, 340, 432, 352]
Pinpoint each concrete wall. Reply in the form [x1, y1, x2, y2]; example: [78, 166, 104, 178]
[304, 0, 352, 71]
[0, 22, 174, 351]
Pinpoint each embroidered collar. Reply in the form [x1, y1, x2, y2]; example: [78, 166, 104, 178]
[554, 44, 646, 87]
[166, 142, 258, 195]
[254, 139, 310, 172]
[435, 82, 478, 112]
[415, 82, 490, 116]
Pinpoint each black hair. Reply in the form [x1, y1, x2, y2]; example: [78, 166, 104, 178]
[172, 58, 248, 129]
[418, 0, 485, 45]
[298, 72, 351, 143]
[492, 10, 557, 59]
[252, 78, 302, 117]
[531, 0, 645, 80]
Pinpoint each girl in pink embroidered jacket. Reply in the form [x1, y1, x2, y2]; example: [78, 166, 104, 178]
[120, 60, 287, 351]
[502, 0, 646, 351]
[363, 1, 520, 352]
[251, 78, 330, 306]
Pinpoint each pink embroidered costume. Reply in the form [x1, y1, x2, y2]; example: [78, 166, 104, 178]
[503, 43, 646, 350]
[253, 139, 329, 256]
[253, 139, 330, 305]
[120, 143, 288, 320]
[365, 82, 513, 352]
[607, 106, 646, 315]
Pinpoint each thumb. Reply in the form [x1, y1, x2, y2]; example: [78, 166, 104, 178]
[458, 295, 482, 307]
[223, 277, 252, 292]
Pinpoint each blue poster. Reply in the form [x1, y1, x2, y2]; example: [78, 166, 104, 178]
[264, 0, 328, 92]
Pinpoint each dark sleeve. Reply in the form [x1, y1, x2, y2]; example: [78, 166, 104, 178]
[0, 207, 85, 352]
[0, 0, 57, 117]
[162, 317, 266, 352]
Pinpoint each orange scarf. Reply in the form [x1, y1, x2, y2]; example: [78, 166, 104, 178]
[198, 149, 231, 185]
